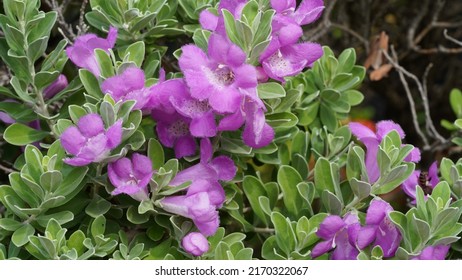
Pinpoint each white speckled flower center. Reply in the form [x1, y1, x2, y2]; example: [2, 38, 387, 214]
[182, 99, 210, 114]
[206, 65, 235, 88]
[267, 51, 291, 72]
[168, 120, 189, 137]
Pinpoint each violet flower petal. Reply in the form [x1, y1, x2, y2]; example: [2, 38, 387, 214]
[376, 120, 405, 140]
[366, 199, 393, 225]
[77, 113, 105, 138]
[43, 74, 68, 99]
[211, 156, 237, 181]
[173, 135, 196, 158]
[199, 10, 218, 31]
[311, 239, 334, 258]
[316, 215, 346, 240]
[412, 245, 449, 260]
[106, 119, 123, 149]
[294, 0, 325, 25]
[60, 126, 86, 155]
[189, 112, 217, 137]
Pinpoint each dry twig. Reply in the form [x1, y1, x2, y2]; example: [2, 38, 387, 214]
[407, 0, 462, 54]
[382, 45, 447, 150]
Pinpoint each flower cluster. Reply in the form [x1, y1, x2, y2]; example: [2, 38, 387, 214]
[259, 0, 324, 82]
[312, 199, 401, 260]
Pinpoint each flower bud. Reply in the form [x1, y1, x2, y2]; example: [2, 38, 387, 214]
[43, 74, 68, 99]
[182, 232, 209, 256]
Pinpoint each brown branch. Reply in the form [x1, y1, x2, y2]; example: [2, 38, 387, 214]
[76, 0, 90, 36]
[0, 162, 16, 174]
[382, 46, 447, 150]
[382, 46, 430, 149]
[304, 0, 369, 53]
[46, 0, 88, 40]
[406, 0, 462, 54]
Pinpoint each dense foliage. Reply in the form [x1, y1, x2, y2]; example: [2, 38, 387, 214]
[0, 0, 462, 260]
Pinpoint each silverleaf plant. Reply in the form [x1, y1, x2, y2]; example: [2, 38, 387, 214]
[0, 0, 461, 260]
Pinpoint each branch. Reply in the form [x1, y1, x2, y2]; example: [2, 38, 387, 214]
[303, 0, 370, 53]
[406, 0, 462, 54]
[444, 29, 462, 46]
[382, 46, 448, 150]
[0, 161, 16, 174]
[46, 0, 89, 40]
[382, 46, 430, 149]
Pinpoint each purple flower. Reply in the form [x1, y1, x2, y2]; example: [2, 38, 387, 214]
[271, 0, 325, 26]
[311, 213, 360, 260]
[169, 138, 237, 186]
[161, 192, 220, 236]
[0, 112, 16, 124]
[101, 67, 153, 110]
[160, 138, 236, 236]
[349, 120, 421, 183]
[402, 161, 439, 203]
[60, 113, 122, 166]
[199, 0, 247, 35]
[108, 153, 154, 201]
[412, 245, 449, 260]
[179, 34, 257, 114]
[182, 232, 210, 256]
[167, 80, 217, 138]
[218, 99, 275, 149]
[66, 26, 117, 77]
[259, 39, 323, 82]
[356, 199, 401, 258]
[257, 0, 324, 82]
[151, 110, 196, 159]
[43, 74, 68, 99]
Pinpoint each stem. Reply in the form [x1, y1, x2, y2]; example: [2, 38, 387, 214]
[342, 196, 360, 214]
[19, 16, 58, 136]
[92, 164, 104, 198]
[33, 85, 58, 136]
[253, 227, 275, 234]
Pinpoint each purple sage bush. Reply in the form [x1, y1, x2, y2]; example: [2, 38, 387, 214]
[0, 0, 462, 260]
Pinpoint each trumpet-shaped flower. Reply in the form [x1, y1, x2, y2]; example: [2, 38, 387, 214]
[311, 213, 360, 260]
[271, 0, 325, 26]
[218, 99, 275, 149]
[151, 110, 196, 159]
[412, 245, 450, 260]
[199, 0, 247, 35]
[160, 139, 236, 236]
[108, 153, 154, 201]
[101, 67, 152, 110]
[402, 161, 439, 203]
[43, 74, 68, 99]
[258, 0, 324, 82]
[260, 39, 323, 83]
[349, 120, 421, 183]
[168, 82, 217, 138]
[182, 232, 210, 256]
[60, 113, 122, 166]
[356, 199, 401, 258]
[179, 34, 257, 114]
[169, 138, 237, 186]
[160, 189, 220, 236]
[66, 26, 117, 77]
